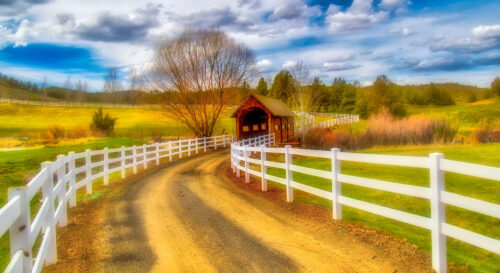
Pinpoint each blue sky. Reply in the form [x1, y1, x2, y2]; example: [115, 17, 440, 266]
[0, 0, 499, 91]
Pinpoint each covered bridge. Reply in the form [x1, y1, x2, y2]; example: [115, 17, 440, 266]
[232, 94, 295, 143]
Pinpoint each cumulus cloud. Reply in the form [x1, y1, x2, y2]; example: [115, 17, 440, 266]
[0, 19, 39, 49]
[380, 0, 409, 12]
[173, 7, 254, 32]
[429, 24, 500, 53]
[325, 0, 389, 32]
[323, 62, 361, 71]
[390, 26, 412, 36]
[255, 59, 273, 72]
[0, 0, 52, 16]
[282, 60, 297, 69]
[268, 0, 321, 21]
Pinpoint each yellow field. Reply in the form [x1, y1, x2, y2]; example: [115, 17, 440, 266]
[0, 103, 236, 139]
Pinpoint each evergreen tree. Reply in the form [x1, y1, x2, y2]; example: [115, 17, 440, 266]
[330, 77, 346, 112]
[270, 70, 293, 102]
[492, 76, 500, 97]
[341, 84, 357, 113]
[240, 81, 251, 96]
[256, 77, 268, 96]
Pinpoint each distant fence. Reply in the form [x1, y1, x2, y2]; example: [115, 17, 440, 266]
[296, 113, 359, 133]
[230, 135, 500, 273]
[0, 98, 159, 108]
[0, 134, 233, 273]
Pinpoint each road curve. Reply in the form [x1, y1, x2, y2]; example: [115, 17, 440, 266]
[93, 150, 423, 273]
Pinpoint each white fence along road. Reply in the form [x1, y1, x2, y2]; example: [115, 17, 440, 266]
[231, 134, 500, 273]
[0, 134, 233, 273]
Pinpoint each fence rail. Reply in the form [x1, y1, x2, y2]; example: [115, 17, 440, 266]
[230, 135, 500, 273]
[295, 113, 359, 133]
[0, 134, 233, 273]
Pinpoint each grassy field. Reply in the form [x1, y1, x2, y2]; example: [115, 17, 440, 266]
[407, 98, 500, 135]
[253, 144, 500, 273]
[0, 103, 236, 139]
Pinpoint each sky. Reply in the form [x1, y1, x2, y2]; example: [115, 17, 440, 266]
[0, 0, 499, 91]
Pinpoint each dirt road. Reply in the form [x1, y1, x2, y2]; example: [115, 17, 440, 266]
[46, 149, 432, 273]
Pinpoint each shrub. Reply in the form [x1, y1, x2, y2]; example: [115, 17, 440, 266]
[90, 108, 117, 136]
[40, 125, 65, 143]
[473, 119, 499, 143]
[67, 126, 90, 139]
[304, 109, 458, 150]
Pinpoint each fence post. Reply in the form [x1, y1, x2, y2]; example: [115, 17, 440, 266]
[195, 138, 199, 154]
[188, 139, 192, 157]
[244, 146, 250, 183]
[68, 152, 76, 207]
[179, 139, 183, 159]
[143, 144, 147, 169]
[8, 187, 33, 271]
[41, 161, 57, 265]
[285, 145, 293, 202]
[103, 148, 109, 185]
[236, 145, 241, 178]
[56, 155, 67, 227]
[132, 145, 137, 174]
[331, 148, 341, 220]
[85, 149, 92, 194]
[168, 142, 172, 162]
[155, 142, 160, 166]
[260, 145, 267, 191]
[224, 135, 227, 147]
[215, 136, 218, 150]
[204, 137, 207, 152]
[121, 146, 126, 178]
[430, 153, 446, 273]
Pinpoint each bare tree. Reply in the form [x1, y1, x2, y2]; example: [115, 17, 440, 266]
[103, 67, 122, 104]
[149, 29, 255, 137]
[128, 66, 139, 105]
[287, 61, 314, 139]
[63, 75, 73, 101]
[75, 80, 88, 102]
[41, 77, 48, 102]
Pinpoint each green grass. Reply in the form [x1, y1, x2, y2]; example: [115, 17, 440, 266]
[255, 144, 500, 272]
[0, 103, 236, 138]
[406, 98, 500, 135]
[0, 137, 146, 270]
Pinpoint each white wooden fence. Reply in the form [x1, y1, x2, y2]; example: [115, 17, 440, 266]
[231, 135, 500, 273]
[296, 113, 359, 134]
[0, 134, 233, 273]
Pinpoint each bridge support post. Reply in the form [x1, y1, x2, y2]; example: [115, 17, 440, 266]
[430, 153, 446, 273]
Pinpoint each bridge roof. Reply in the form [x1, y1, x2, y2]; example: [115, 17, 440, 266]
[232, 94, 294, 118]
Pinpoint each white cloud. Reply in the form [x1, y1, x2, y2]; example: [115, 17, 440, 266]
[325, 0, 388, 32]
[282, 60, 297, 70]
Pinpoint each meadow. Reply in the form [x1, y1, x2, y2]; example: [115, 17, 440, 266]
[253, 144, 500, 273]
[0, 103, 236, 140]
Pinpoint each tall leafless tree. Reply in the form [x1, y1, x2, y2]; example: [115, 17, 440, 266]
[128, 66, 140, 105]
[287, 61, 313, 139]
[103, 67, 122, 104]
[63, 75, 73, 101]
[149, 30, 255, 137]
[75, 80, 88, 102]
[41, 77, 48, 102]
